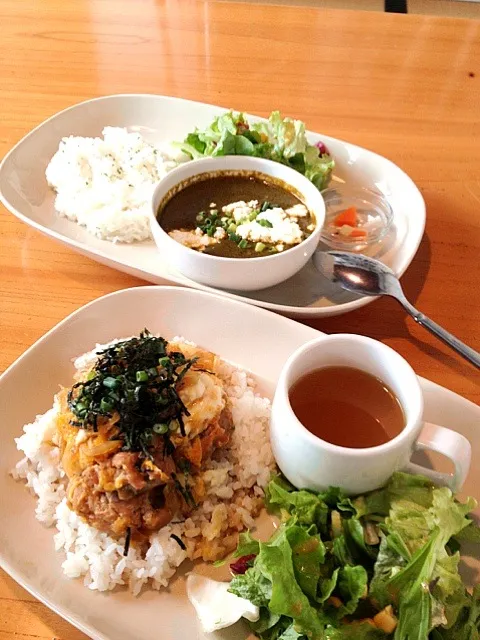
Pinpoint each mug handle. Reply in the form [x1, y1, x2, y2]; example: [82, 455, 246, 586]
[404, 422, 471, 492]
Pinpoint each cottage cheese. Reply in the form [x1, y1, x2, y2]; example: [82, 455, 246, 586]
[226, 201, 308, 246]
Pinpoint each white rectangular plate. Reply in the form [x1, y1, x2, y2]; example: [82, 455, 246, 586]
[0, 94, 426, 319]
[0, 287, 478, 640]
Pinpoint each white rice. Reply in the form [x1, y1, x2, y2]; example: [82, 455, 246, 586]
[45, 127, 189, 243]
[12, 339, 275, 595]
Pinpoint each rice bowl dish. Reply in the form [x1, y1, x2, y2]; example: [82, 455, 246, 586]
[12, 333, 275, 595]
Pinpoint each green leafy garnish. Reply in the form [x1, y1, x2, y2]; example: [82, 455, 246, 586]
[176, 111, 334, 191]
[228, 473, 480, 640]
[67, 330, 197, 457]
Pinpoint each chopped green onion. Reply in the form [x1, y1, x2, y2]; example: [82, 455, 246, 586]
[204, 218, 212, 227]
[86, 370, 96, 381]
[258, 218, 273, 228]
[153, 423, 169, 434]
[158, 356, 170, 368]
[207, 227, 215, 237]
[227, 223, 237, 234]
[248, 211, 258, 221]
[238, 239, 248, 249]
[260, 201, 276, 212]
[103, 376, 119, 389]
[100, 398, 114, 413]
[220, 216, 228, 224]
[255, 242, 266, 252]
[196, 213, 204, 222]
[210, 209, 218, 217]
[136, 370, 149, 382]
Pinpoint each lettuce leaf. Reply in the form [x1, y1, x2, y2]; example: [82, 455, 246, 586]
[177, 110, 334, 190]
[229, 564, 272, 607]
[430, 584, 480, 639]
[266, 476, 330, 534]
[336, 565, 368, 616]
[369, 484, 478, 638]
[228, 473, 479, 640]
[325, 623, 388, 639]
[256, 533, 327, 639]
[286, 525, 325, 599]
[261, 111, 309, 159]
[233, 530, 260, 557]
[354, 472, 435, 519]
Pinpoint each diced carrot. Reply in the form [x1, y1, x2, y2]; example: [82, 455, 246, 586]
[349, 228, 368, 238]
[334, 206, 357, 227]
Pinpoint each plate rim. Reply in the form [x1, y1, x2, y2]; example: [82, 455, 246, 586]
[0, 93, 426, 318]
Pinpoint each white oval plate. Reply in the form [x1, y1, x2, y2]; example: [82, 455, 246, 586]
[0, 287, 478, 640]
[0, 94, 425, 319]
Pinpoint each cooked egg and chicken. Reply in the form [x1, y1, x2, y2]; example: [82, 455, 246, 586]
[54, 333, 232, 543]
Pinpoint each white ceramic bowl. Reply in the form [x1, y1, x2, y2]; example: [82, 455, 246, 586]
[150, 156, 326, 291]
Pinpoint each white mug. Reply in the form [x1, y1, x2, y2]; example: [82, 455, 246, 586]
[270, 334, 471, 495]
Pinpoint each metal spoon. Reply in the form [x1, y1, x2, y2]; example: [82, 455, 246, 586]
[314, 251, 480, 369]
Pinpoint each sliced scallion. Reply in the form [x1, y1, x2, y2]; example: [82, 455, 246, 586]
[100, 398, 114, 413]
[153, 423, 169, 434]
[102, 377, 118, 389]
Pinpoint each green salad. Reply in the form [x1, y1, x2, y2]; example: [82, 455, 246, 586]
[227, 473, 480, 640]
[176, 111, 335, 191]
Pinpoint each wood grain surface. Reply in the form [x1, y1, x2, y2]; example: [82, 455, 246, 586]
[0, 1, 479, 638]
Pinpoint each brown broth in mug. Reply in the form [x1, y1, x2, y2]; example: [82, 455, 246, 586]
[288, 366, 405, 448]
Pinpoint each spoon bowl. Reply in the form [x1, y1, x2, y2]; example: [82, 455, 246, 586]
[314, 251, 403, 299]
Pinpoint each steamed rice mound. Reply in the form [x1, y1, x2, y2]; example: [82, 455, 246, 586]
[12, 340, 275, 595]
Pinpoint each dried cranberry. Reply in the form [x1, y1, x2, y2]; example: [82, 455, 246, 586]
[237, 122, 250, 134]
[315, 141, 329, 156]
[230, 554, 256, 575]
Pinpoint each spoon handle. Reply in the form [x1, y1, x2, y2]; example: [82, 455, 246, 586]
[400, 300, 480, 369]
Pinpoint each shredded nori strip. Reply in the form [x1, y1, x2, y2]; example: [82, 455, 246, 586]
[170, 534, 186, 551]
[67, 330, 198, 457]
[171, 472, 197, 508]
[124, 527, 132, 557]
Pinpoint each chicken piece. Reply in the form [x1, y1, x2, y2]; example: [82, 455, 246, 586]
[67, 463, 173, 536]
[174, 406, 233, 469]
[57, 338, 233, 541]
[168, 229, 218, 251]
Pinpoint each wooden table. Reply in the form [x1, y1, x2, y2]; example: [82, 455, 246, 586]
[1, 1, 479, 638]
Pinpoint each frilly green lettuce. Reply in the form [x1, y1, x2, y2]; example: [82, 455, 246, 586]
[176, 110, 334, 191]
[228, 473, 480, 640]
